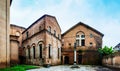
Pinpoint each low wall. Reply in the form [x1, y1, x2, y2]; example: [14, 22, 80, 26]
[102, 52, 120, 68]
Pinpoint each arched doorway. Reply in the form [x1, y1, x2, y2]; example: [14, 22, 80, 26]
[64, 56, 69, 64]
[78, 54, 82, 64]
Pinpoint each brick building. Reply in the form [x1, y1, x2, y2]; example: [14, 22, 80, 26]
[9, 16, 104, 66]
[0, 0, 104, 68]
[10, 24, 25, 65]
[22, 15, 61, 65]
[61, 22, 104, 65]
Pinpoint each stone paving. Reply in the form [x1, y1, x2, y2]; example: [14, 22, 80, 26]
[27, 65, 113, 71]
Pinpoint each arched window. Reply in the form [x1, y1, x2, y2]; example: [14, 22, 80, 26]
[26, 31, 29, 38]
[54, 30, 56, 36]
[38, 41, 44, 58]
[39, 44, 42, 58]
[23, 47, 25, 56]
[48, 26, 51, 33]
[33, 46, 35, 59]
[76, 31, 85, 46]
[48, 44, 51, 58]
[28, 48, 31, 59]
[58, 47, 60, 59]
[39, 26, 41, 31]
[58, 34, 60, 39]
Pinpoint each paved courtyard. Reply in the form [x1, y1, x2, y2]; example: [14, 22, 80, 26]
[27, 65, 113, 71]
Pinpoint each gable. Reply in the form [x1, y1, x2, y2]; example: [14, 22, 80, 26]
[62, 22, 104, 37]
[22, 14, 61, 34]
[45, 15, 61, 32]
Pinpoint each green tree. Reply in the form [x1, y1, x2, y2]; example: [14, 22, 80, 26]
[98, 46, 114, 56]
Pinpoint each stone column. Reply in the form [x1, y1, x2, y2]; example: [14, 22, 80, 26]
[0, 0, 10, 68]
[74, 43, 77, 65]
[71, 43, 79, 68]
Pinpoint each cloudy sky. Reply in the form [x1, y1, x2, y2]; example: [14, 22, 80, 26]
[10, 0, 120, 47]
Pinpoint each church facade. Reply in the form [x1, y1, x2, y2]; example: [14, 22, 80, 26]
[61, 22, 104, 65]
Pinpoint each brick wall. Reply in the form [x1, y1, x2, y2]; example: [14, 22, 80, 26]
[61, 22, 103, 65]
[102, 52, 120, 68]
[22, 15, 61, 65]
[10, 24, 25, 65]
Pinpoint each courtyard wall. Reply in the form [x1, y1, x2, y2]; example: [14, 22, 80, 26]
[102, 52, 120, 68]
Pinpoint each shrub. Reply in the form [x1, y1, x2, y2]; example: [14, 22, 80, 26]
[98, 46, 114, 56]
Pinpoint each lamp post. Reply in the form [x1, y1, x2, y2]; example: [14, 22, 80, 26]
[71, 43, 79, 68]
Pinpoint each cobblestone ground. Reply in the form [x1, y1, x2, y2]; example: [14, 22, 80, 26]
[27, 65, 113, 71]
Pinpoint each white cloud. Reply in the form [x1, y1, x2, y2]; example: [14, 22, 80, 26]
[10, 0, 120, 47]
